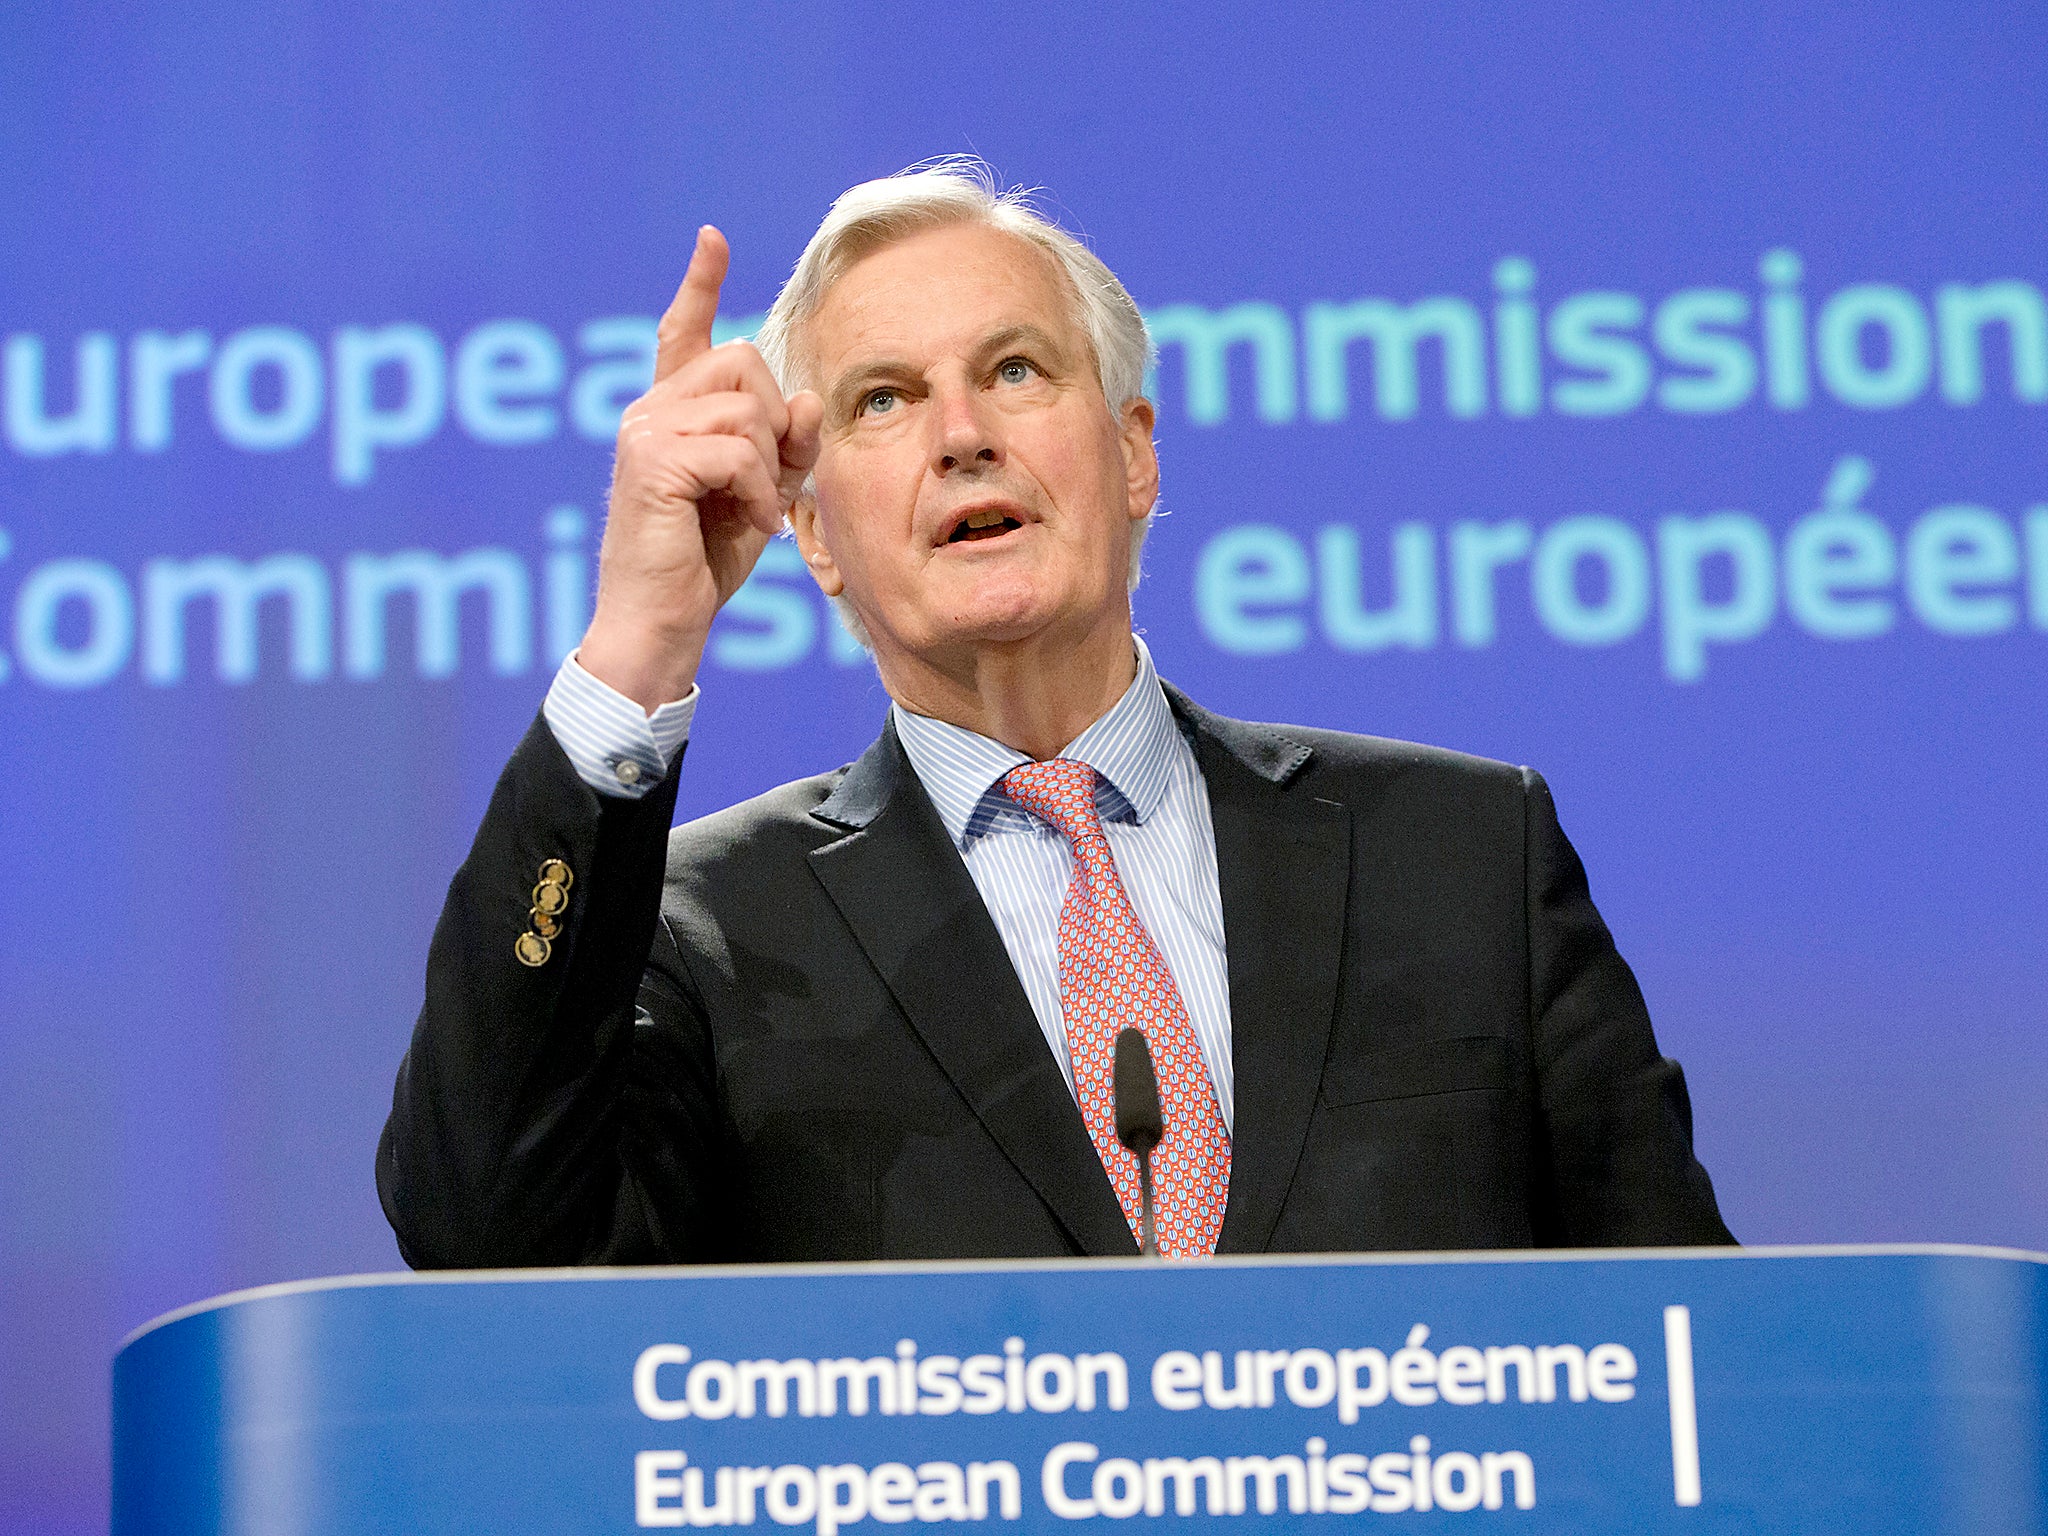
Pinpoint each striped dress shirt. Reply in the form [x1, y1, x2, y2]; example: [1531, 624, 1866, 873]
[542, 637, 1236, 1131]
[889, 640, 1236, 1131]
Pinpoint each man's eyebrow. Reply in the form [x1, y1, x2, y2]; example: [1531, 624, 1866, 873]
[824, 325, 1077, 415]
[824, 359, 915, 415]
[976, 323, 1070, 363]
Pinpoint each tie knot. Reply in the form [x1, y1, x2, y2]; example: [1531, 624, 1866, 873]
[1001, 758, 1105, 845]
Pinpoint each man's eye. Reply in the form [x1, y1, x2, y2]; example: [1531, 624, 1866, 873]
[996, 358, 1035, 385]
[862, 388, 899, 416]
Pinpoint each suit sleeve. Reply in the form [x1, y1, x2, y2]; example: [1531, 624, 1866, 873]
[376, 709, 722, 1268]
[1521, 768, 1736, 1246]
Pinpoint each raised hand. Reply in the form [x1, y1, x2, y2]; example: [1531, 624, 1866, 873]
[578, 226, 824, 710]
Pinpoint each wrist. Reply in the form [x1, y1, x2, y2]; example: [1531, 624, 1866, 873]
[576, 619, 707, 714]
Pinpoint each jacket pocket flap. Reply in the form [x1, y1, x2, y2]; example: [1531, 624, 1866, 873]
[1320, 1034, 1511, 1107]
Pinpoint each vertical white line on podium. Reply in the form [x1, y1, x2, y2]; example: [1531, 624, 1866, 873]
[1664, 1304, 1702, 1507]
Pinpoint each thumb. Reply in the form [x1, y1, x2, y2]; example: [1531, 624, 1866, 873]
[777, 390, 824, 504]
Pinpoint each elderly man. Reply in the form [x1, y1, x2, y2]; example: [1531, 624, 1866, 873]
[378, 163, 1731, 1267]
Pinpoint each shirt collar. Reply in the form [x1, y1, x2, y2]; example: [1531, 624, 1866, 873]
[892, 636, 1183, 849]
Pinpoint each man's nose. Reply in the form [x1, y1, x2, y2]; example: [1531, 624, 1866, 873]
[930, 385, 1000, 473]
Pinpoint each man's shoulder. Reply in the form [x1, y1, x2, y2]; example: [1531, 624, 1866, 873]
[1183, 700, 1543, 874]
[1170, 687, 1530, 801]
[1283, 718, 1521, 782]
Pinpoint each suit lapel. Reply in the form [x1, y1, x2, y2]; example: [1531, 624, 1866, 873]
[1167, 689, 1353, 1255]
[806, 723, 1136, 1256]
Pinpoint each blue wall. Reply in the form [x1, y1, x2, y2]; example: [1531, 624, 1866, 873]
[4, 4, 2044, 1528]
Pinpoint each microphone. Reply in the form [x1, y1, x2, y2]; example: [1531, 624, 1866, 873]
[1114, 1027, 1164, 1258]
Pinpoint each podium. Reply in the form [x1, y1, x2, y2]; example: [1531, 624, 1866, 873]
[114, 1245, 2046, 1533]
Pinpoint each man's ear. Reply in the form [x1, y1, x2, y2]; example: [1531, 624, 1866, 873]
[1119, 397, 1160, 523]
[787, 494, 845, 597]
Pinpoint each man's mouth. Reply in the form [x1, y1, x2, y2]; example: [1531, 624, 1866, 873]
[946, 508, 1026, 543]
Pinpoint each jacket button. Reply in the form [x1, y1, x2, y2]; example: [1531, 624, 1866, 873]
[532, 881, 569, 916]
[538, 858, 573, 889]
[529, 908, 561, 940]
[514, 931, 553, 968]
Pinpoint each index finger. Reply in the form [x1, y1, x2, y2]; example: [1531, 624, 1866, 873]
[654, 225, 730, 383]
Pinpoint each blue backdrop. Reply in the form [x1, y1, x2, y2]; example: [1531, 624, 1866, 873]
[4, 5, 2044, 1530]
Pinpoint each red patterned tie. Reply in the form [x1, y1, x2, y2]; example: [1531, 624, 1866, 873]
[1001, 758, 1231, 1257]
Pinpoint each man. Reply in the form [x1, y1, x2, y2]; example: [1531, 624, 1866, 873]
[378, 162, 1731, 1267]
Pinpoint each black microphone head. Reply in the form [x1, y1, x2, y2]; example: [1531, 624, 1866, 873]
[1114, 1027, 1164, 1155]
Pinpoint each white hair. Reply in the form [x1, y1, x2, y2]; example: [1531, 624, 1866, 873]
[753, 158, 1157, 646]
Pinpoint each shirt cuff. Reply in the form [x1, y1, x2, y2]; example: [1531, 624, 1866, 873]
[542, 654, 698, 800]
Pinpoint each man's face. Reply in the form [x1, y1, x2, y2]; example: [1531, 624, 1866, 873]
[793, 222, 1158, 668]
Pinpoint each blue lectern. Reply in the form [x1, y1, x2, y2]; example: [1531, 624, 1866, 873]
[113, 1245, 2046, 1533]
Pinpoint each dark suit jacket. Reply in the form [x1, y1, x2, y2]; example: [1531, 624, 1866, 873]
[378, 685, 1731, 1267]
